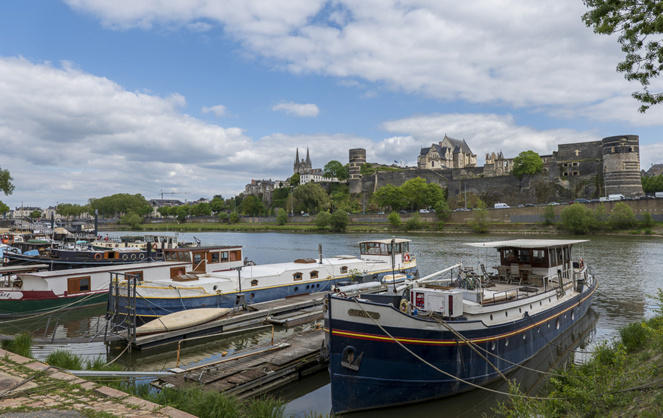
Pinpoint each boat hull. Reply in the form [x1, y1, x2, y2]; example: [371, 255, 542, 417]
[0, 290, 108, 317]
[326, 278, 597, 414]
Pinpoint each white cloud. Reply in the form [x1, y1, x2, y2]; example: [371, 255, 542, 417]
[272, 102, 320, 117]
[63, 0, 663, 127]
[201, 104, 228, 117]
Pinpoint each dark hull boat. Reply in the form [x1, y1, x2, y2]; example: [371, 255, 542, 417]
[325, 239, 597, 414]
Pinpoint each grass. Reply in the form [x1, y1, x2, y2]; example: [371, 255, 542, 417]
[1, 332, 33, 358]
[494, 289, 663, 417]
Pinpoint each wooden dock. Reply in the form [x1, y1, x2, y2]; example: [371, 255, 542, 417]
[153, 329, 326, 400]
[126, 292, 328, 350]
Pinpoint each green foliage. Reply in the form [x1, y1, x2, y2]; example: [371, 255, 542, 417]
[191, 202, 212, 217]
[0, 165, 14, 195]
[609, 202, 637, 229]
[89, 193, 151, 217]
[314, 211, 332, 228]
[582, 0, 663, 112]
[512, 150, 543, 178]
[560, 203, 596, 234]
[543, 205, 556, 225]
[388, 211, 402, 227]
[593, 202, 608, 229]
[0, 201, 8, 214]
[642, 174, 663, 193]
[619, 322, 650, 353]
[1, 332, 33, 358]
[57, 203, 90, 218]
[276, 208, 288, 225]
[175, 205, 190, 223]
[209, 195, 225, 213]
[241, 195, 266, 216]
[330, 210, 349, 232]
[290, 173, 300, 187]
[85, 357, 123, 372]
[121, 211, 143, 229]
[373, 184, 407, 211]
[157, 206, 171, 217]
[29, 210, 42, 219]
[323, 160, 349, 181]
[374, 177, 448, 213]
[360, 163, 401, 175]
[46, 349, 84, 370]
[293, 182, 329, 213]
[640, 212, 655, 228]
[229, 211, 240, 224]
[218, 211, 229, 223]
[404, 213, 424, 231]
[468, 204, 490, 233]
[434, 200, 450, 220]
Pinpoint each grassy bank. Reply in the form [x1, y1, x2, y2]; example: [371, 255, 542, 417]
[496, 289, 663, 417]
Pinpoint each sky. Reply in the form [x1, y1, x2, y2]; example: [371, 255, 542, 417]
[1, 0, 662, 209]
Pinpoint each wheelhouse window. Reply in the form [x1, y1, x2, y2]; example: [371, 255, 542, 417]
[340, 266, 348, 274]
[251, 279, 259, 287]
[293, 272, 303, 281]
[230, 250, 241, 261]
[532, 249, 546, 266]
[125, 271, 144, 281]
[502, 249, 517, 263]
[210, 252, 220, 263]
[310, 270, 319, 279]
[517, 249, 530, 263]
[221, 251, 229, 262]
[67, 276, 90, 294]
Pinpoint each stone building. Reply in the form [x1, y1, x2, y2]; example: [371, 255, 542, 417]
[417, 135, 477, 169]
[294, 147, 313, 174]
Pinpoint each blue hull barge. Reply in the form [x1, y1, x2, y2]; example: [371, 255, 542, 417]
[325, 239, 597, 414]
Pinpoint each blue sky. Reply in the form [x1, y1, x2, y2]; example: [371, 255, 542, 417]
[1, 0, 662, 209]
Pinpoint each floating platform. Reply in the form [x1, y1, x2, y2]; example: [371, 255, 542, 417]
[153, 329, 326, 400]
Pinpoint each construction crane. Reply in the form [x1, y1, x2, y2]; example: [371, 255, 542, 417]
[160, 190, 190, 201]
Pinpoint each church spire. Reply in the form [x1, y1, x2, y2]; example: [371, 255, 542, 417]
[305, 147, 311, 166]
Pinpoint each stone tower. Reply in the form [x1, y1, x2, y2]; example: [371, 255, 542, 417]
[294, 147, 313, 174]
[602, 135, 644, 197]
[349, 148, 366, 194]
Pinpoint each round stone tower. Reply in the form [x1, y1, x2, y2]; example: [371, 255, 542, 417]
[349, 148, 366, 194]
[602, 135, 644, 197]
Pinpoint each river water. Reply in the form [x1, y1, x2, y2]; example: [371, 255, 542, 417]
[4, 231, 663, 416]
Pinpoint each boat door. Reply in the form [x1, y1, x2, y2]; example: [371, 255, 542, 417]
[192, 250, 208, 273]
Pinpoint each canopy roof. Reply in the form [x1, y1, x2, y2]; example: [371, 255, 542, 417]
[359, 238, 411, 244]
[465, 239, 588, 249]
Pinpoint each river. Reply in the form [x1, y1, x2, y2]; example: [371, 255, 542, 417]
[5, 231, 663, 416]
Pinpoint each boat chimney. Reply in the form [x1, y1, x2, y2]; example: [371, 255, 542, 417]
[319, 244, 323, 264]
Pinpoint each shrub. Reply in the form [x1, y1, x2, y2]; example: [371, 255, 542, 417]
[543, 205, 556, 225]
[314, 211, 332, 228]
[330, 210, 349, 232]
[404, 214, 424, 230]
[46, 349, 84, 370]
[387, 211, 401, 227]
[434, 200, 450, 220]
[229, 211, 240, 224]
[619, 322, 650, 352]
[276, 208, 288, 225]
[560, 203, 596, 234]
[217, 212, 229, 223]
[609, 202, 637, 229]
[468, 203, 489, 233]
[640, 212, 654, 228]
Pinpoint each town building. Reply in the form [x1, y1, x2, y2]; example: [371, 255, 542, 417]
[417, 135, 477, 169]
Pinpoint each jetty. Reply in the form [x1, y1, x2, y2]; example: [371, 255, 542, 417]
[153, 329, 326, 400]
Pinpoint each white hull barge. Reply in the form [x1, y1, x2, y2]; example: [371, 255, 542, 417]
[109, 239, 418, 325]
[325, 239, 597, 414]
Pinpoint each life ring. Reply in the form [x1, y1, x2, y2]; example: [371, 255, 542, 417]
[404, 253, 410, 262]
[130, 253, 136, 260]
[94, 253, 102, 259]
[399, 298, 409, 312]
[122, 254, 128, 260]
[579, 258, 584, 268]
[152, 243, 158, 250]
[139, 253, 145, 260]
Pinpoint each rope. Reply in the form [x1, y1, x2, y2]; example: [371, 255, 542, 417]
[106, 342, 131, 366]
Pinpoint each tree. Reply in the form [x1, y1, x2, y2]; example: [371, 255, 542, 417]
[561, 204, 596, 234]
[314, 211, 332, 228]
[276, 208, 288, 225]
[241, 195, 265, 216]
[373, 184, 407, 211]
[89, 193, 151, 217]
[435, 200, 450, 220]
[388, 211, 402, 227]
[121, 211, 143, 229]
[609, 202, 637, 229]
[30, 210, 41, 219]
[157, 206, 172, 217]
[583, 1, 663, 112]
[0, 202, 8, 215]
[218, 211, 229, 223]
[229, 211, 240, 224]
[323, 160, 349, 181]
[330, 210, 349, 232]
[512, 151, 544, 179]
[642, 174, 663, 193]
[175, 205, 190, 223]
[290, 173, 300, 187]
[209, 195, 226, 213]
[640, 212, 654, 228]
[543, 205, 557, 225]
[191, 202, 212, 217]
[0, 166, 14, 196]
[293, 183, 328, 213]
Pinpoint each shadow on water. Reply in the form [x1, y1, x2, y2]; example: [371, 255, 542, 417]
[278, 308, 599, 417]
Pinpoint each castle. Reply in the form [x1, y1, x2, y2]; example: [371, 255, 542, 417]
[350, 135, 644, 205]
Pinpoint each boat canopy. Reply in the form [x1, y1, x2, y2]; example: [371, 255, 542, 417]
[359, 239, 410, 256]
[465, 239, 588, 249]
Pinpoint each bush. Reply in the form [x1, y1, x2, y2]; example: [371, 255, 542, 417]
[1, 332, 33, 358]
[640, 212, 654, 228]
[330, 210, 349, 232]
[314, 211, 332, 228]
[543, 205, 556, 225]
[121, 211, 143, 229]
[387, 211, 401, 227]
[609, 202, 637, 229]
[560, 203, 596, 234]
[468, 202, 489, 233]
[276, 208, 288, 225]
[229, 211, 240, 224]
[218, 212, 229, 223]
[434, 200, 451, 220]
[404, 213, 424, 230]
[46, 349, 84, 370]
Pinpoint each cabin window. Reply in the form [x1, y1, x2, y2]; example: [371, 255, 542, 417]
[251, 279, 259, 287]
[67, 276, 91, 294]
[210, 252, 220, 263]
[341, 266, 348, 274]
[310, 270, 319, 279]
[221, 251, 229, 262]
[170, 266, 186, 279]
[502, 249, 517, 263]
[293, 272, 303, 281]
[517, 249, 530, 263]
[193, 253, 203, 264]
[532, 250, 546, 265]
[230, 250, 241, 261]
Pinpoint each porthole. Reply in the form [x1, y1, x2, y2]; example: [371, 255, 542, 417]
[530, 304, 532, 309]
[547, 322, 551, 328]
[523, 333, 526, 340]
[519, 308, 522, 313]
[556, 318, 560, 329]
[540, 301, 542, 306]
[572, 311, 575, 320]
[294, 287, 299, 292]
[505, 338, 509, 347]
[548, 298, 551, 303]
[505, 311, 508, 317]
[491, 342, 496, 351]
[250, 293, 255, 299]
[306, 285, 310, 289]
[490, 314, 493, 321]
[213, 285, 218, 291]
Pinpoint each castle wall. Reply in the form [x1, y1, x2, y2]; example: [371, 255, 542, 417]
[349, 148, 366, 194]
[602, 135, 644, 196]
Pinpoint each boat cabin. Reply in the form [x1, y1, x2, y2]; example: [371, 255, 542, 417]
[466, 239, 587, 285]
[163, 245, 244, 274]
[359, 239, 413, 269]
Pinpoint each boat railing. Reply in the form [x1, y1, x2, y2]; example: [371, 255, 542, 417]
[396, 263, 462, 292]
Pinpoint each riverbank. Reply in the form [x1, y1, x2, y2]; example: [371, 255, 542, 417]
[0, 348, 193, 417]
[497, 290, 663, 417]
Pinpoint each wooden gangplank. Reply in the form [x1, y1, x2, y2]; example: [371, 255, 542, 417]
[154, 329, 326, 400]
